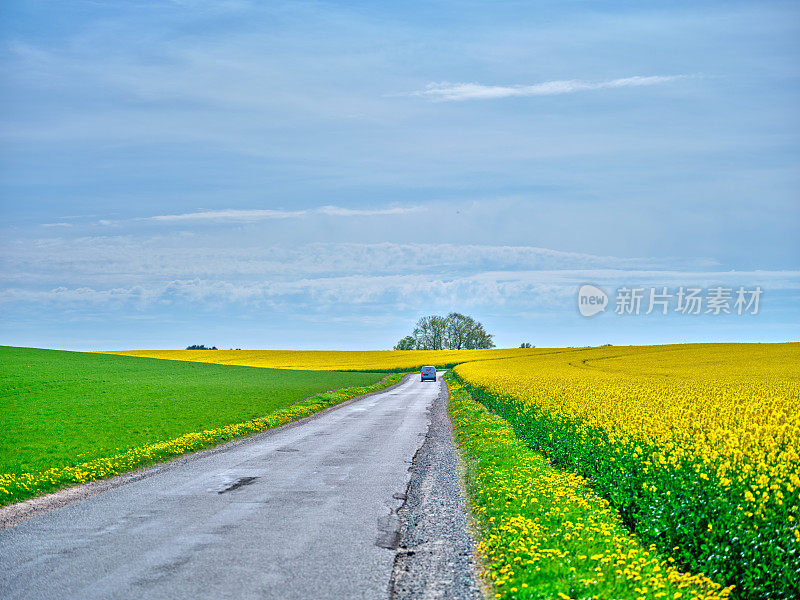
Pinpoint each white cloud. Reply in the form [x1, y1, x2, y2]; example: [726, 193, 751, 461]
[314, 206, 422, 217]
[411, 75, 685, 102]
[0, 238, 679, 286]
[4, 230, 795, 319]
[3, 269, 798, 311]
[145, 209, 305, 222]
[140, 205, 424, 223]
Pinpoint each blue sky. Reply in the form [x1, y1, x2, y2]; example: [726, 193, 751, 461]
[1, 0, 798, 350]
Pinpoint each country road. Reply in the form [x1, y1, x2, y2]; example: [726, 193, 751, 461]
[0, 372, 480, 600]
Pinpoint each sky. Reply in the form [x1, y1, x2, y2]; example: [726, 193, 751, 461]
[1, 0, 798, 351]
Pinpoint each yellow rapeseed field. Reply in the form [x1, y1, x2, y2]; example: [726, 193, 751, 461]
[453, 342, 800, 599]
[455, 343, 800, 518]
[448, 374, 733, 600]
[101, 348, 536, 371]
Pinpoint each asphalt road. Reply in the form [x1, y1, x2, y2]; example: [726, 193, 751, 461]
[0, 373, 450, 599]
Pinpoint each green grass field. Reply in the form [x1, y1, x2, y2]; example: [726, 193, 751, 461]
[0, 346, 387, 477]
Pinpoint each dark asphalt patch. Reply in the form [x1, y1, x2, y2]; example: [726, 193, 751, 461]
[217, 477, 259, 494]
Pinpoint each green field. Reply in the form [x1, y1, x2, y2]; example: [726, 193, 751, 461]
[0, 346, 387, 479]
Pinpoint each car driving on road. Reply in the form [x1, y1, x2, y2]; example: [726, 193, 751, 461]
[420, 366, 436, 381]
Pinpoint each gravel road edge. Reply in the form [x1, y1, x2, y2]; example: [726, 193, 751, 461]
[389, 378, 483, 600]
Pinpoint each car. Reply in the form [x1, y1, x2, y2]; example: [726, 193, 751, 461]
[420, 365, 437, 382]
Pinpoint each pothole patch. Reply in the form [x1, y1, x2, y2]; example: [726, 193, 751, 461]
[217, 477, 259, 494]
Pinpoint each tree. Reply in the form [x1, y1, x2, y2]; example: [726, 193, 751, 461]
[393, 313, 495, 350]
[445, 312, 471, 350]
[413, 315, 448, 350]
[455, 313, 495, 350]
[393, 335, 417, 351]
[519, 342, 534, 348]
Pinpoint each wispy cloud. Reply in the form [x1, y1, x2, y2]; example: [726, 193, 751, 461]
[140, 205, 425, 223]
[1, 237, 693, 286]
[47, 206, 424, 227]
[3, 270, 798, 310]
[410, 75, 685, 102]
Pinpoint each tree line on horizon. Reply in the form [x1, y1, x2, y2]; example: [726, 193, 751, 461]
[393, 313, 495, 351]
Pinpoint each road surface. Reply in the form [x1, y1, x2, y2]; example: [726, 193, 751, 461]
[0, 373, 468, 599]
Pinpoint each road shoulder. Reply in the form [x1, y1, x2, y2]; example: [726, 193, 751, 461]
[389, 378, 483, 599]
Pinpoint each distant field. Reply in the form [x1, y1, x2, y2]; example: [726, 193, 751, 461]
[0, 346, 389, 503]
[101, 347, 538, 371]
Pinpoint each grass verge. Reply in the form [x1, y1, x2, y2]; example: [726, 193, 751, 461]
[0, 346, 401, 505]
[445, 372, 733, 600]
